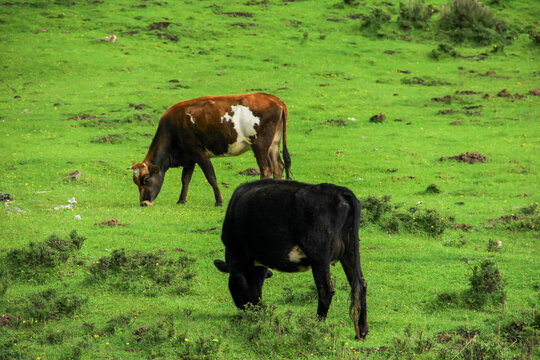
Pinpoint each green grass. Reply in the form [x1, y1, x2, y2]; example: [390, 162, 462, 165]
[1, 0, 539, 359]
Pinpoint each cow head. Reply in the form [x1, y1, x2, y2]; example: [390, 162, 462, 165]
[214, 259, 273, 310]
[129, 161, 165, 206]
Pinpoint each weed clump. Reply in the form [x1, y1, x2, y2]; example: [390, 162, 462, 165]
[2, 231, 85, 282]
[397, 0, 435, 30]
[463, 259, 506, 311]
[361, 8, 391, 31]
[425, 184, 441, 194]
[359, 196, 454, 236]
[87, 249, 196, 296]
[438, 0, 511, 45]
[430, 43, 461, 60]
[487, 202, 539, 231]
[9, 288, 86, 322]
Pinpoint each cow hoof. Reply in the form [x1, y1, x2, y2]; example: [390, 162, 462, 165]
[177, 199, 187, 204]
[215, 202, 223, 207]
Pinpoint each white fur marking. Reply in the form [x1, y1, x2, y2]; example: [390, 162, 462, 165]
[133, 169, 140, 177]
[187, 113, 194, 124]
[289, 245, 307, 263]
[220, 105, 260, 156]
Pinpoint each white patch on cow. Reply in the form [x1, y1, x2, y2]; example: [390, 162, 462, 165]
[187, 113, 195, 124]
[220, 105, 260, 156]
[133, 169, 140, 177]
[288, 245, 307, 263]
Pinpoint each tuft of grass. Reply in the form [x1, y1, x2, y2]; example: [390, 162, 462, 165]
[359, 195, 454, 236]
[87, 249, 196, 296]
[7, 288, 86, 322]
[2, 231, 85, 282]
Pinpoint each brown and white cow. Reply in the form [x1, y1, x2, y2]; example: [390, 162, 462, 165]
[130, 93, 291, 207]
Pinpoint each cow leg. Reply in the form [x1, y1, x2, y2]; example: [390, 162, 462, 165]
[251, 145, 273, 179]
[177, 164, 195, 204]
[268, 143, 284, 179]
[196, 157, 223, 206]
[311, 264, 335, 320]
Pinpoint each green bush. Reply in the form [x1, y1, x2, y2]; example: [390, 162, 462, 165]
[10, 288, 86, 322]
[361, 8, 391, 31]
[88, 249, 196, 296]
[2, 231, 85, 282]
[397, 0, 435, 30]
[464, 260, 506, 310]
[438, 0, 511, 44]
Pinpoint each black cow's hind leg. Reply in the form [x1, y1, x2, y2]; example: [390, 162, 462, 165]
[311, 264, 335, 320]
[178, 164, 195, 204]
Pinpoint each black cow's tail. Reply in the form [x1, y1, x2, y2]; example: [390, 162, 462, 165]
[281, 106, 292, 180]
[342, 190, 368, 339]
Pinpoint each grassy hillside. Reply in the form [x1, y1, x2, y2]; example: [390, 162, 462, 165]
[0, 0, 538, 359]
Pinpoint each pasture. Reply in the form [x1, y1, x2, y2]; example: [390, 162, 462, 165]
[0, 0, 538, 359]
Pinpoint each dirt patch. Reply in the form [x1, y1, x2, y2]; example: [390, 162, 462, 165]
[370, 113, 386, 123]
[386, 168, 398, 173]
[432, 95, 451, 102]
[239, 168, 260, 176]
[529, 89, 540, 96]
[94, 219, 126, 227]
[91, 134, 123, 144]
[455, 90, 482, 95]
[129, 103, 150, 110]
[327, 119, 346, 126]
[440, 152, 489, 164]
[149, 22, 173, 30]
[69, 114, 96, 121]
[231, 22, 258, 28]
[401, 77, 451, 86]
[65, 170, 82, 180]
[450, 121, 463, 125]
[190, 227, 218, 233]
[437, 109, 458, 115]
[497, 88, 511, 97]
[155, 33, 178, 42]
[223, 12, 254, 17]
[456, 223, 473, 231]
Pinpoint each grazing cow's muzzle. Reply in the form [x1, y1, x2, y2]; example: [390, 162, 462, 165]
[140, 200, 154, 207]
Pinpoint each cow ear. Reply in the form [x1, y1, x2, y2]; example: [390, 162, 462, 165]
[213, 259, 229, 273]
[149, 165, 160, 175]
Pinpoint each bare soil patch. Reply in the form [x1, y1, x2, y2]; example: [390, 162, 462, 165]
[94, 219, 126, 227]
[440, 152, 489, 164]
[239, 168, 260, 176]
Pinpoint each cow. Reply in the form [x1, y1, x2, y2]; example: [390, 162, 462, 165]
[129, 93, 291, 207]
[213, 179, 368, 340]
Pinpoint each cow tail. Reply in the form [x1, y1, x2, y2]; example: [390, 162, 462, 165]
[342, 190, 368, 339]
[281, 106, 292, 180]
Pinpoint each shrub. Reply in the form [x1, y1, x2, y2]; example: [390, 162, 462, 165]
[464, 259, 505, 310]
[11, 288, 86, 322]
[361, 8, 391, 30]
[487, 202, 539, 231]
[438, 0, 511, 44]
[2, 231, 85, 281]
[430, 43, 461, 60]
[397, 0, 435, 30]
[88, 249, 196, 296]
[359, 196, 454, 236]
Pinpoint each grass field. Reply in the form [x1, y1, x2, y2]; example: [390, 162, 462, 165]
[1, 0, 539, 359]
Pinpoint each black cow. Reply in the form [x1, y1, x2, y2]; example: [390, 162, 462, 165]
[214, 179, 368, 340]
